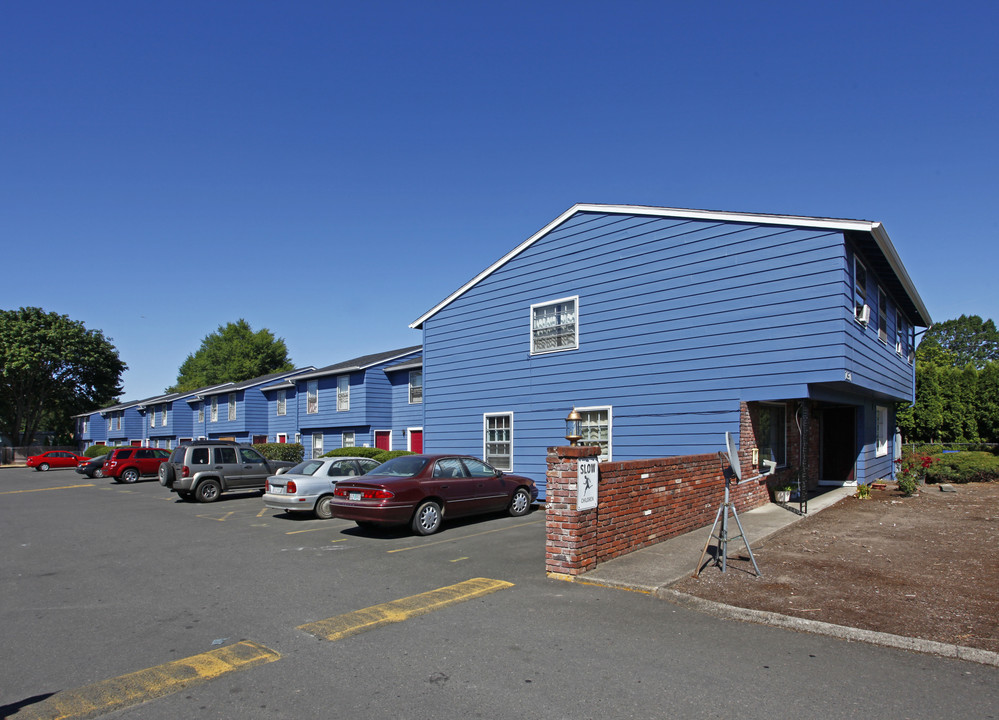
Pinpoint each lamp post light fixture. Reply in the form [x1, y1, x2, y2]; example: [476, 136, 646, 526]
[565, 408, 582, 446]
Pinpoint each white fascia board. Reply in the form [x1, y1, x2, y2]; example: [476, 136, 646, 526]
[869, 224, 933, 328]
[409, 203, 927, 329]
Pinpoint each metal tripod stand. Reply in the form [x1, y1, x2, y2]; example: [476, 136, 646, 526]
[693, 462, 761, 578]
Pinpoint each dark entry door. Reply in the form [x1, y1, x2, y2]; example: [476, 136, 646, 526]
[821, 406, 857, 483]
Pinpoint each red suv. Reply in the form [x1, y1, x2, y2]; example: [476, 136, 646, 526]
[103, 447, 171, 484]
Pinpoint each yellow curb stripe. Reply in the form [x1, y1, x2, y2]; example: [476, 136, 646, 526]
[0, 484, 95, 495]
[16, 641, 280, 720]
[298, 578, 514, 641]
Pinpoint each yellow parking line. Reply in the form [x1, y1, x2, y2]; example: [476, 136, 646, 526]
[15, 640, 280, 720]
[386, 519, 543, 553]
[256, 508, 268, 517]
[285, 527, 330, 535]
[0, 484, 94, 495]
[196, 511, 234, 522]
[298, 577, 514, 642]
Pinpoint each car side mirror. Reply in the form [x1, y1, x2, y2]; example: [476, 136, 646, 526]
[495, 470, 504, 477]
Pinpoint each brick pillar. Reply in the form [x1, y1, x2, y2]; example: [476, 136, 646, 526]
[545, 445, 602, 578]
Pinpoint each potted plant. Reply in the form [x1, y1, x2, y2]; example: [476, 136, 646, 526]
[773, 482, 794, 503]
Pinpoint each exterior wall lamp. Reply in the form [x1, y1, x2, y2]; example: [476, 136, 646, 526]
[565, 408, 582, 446]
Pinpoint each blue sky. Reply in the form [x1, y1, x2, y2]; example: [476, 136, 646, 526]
[3, 1, 997, 401]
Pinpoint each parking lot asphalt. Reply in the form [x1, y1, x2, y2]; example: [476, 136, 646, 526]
[3, 467, 999, 720]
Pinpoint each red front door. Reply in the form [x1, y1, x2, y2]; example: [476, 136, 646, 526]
[375, 431, 391, 451]
[409, 430, 423, 453]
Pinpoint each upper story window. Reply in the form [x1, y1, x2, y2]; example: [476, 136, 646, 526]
[228, 393, 237, 421]
[277, 389, 287, 416]
[337, 375, 350, 412]
[82, 417, 89, 434]
[854, 257, 868, 323]
[307, 380, 318, 414]
[107, 415, 112, 432]
[878, 288, 888, 344]
[198, 403, 205, 423]
[531, 296, 578, 354]
[116, 412, 122, 431]
[210, 396, 218, 423]
[161, 404, 168, 426]
[409, 370, 423, 404]
[577, 406, 611, 462]
[150, 409, 156, 428]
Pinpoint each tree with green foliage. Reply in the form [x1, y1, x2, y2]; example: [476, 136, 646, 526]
[921, 314, 999, 369]
[168, 319, 293, 393]
[0, 307, 126, 446]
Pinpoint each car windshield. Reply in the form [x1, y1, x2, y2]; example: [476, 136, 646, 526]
[287, 460, 325, 476]
[371, 456, 428, 477]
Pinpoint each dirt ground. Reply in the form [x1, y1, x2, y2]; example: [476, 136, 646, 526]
[670, 482, 999, 653]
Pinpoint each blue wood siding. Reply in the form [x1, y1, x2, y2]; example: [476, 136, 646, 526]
[389, 371, 423, 451]
[422, 211, 917, 489]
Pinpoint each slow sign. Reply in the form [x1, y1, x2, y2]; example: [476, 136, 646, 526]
[577, 458, 598, 510]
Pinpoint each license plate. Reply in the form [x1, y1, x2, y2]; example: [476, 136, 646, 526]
[349, 492, 361, 501]
[270, 486, 284, 494]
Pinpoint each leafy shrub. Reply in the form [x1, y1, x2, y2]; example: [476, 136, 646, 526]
[372, 450, 416, 463]
[896, 474, 918, 497]
[253, 443, 304, 463]
[84, 445, 121, 457]
[322, 447, 385, 459]
[923, 451, 999, 484]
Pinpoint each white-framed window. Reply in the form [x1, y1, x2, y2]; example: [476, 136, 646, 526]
[210, 396, 218, 423]
[876, 405, 889, 457]
[82, 417, 89, 434]
[107, 416, 112, 432]
[277, 389, 286, 416]
[342, 431, 355, 448]
[337, 375, 350, 412]
[577, 406, 611, 462]
[757, 403, 787, 468]
[294, 432, 301, 445]
[161, 404, 168, 427]
[312, 432, 324, 459]
[483, 412, 513, 471]
[409, 370, 423, 404]
[854, 256, 868, 323]
[878, 288, 888, 343]
[198, 403, 205, 423]
[228, 393, 237, 421]
[150, 409, 156, 428]
[116, 412, 122, 431]
[307, 380, 318, 414]
[531, 296, 579, 354]
[896, 309, 908, 358]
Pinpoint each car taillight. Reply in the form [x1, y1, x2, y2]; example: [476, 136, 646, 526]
[286, 480, 297, 494]
[334, 487, 394, 499]
[264, 479, 270, 492]
[182, 466, 190, 477]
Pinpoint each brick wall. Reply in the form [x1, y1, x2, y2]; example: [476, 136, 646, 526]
[545, 444, 770, 577]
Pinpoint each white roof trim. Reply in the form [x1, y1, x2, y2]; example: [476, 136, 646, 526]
[410, 203, 930, 328]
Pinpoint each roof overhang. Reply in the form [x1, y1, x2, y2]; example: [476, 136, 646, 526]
[410, 203, 932, 329]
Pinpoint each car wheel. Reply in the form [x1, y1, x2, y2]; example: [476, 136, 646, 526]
[411, 500, 442, 535]
[314, 495, 334, 520]
[38, 463, 49, 472]
[508, 487, 532, 517]
[159, 463, 175, 487]
[93, 467, 104, 478]
[121, 468, 140, 484]
[195, 479, 221, 503]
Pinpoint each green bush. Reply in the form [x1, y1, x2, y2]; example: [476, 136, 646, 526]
[923, 451, 999, 484]
[84, 445, 121, 457]
[322, 447, 385, 459]
[372, 449, 416, 463]
[253, 443, 304, 463]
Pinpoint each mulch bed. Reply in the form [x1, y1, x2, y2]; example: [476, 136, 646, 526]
[669, 482, 999, 653]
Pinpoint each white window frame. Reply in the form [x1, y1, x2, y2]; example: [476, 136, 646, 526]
[82, 418, 89, 434]
[312, 432, 324, 459]
[228, 393, 237, 421]
[116, 412, 122, 431]
[854, 256, 868, 323]
[276, 389, 287, 416]
[483, 412, 513, 471]
[878, 288, 888, 344]
[307, 380, 318, 414]
[210, 396, 218, 423]
[161, 404, 168, 427]
[530, 295, 579, 355]
[294, 432, 301, 445]
[409, 370, 423, 404]
[198, 403, 205, 423]
[342, 431, 355, 448]
[107, 416, 112, 432]
[150, 409, 156, 428]
[576, 406, 612, 462]
[337, 375, 350, 412]
[876, 405, 889, 457]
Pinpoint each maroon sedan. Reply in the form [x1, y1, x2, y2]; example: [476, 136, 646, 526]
[26, 450, 86, 471]
[330, 454, 538, 535]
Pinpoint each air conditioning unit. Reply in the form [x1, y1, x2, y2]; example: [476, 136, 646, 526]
[856, 304, 871, 325]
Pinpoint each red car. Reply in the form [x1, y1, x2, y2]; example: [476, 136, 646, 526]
[330, 454, 538, 535]
[26, 451, 86, 471]
[102, 447, 171, 484]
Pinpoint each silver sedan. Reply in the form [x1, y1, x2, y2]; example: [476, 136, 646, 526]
[263, 457, 383, 519]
